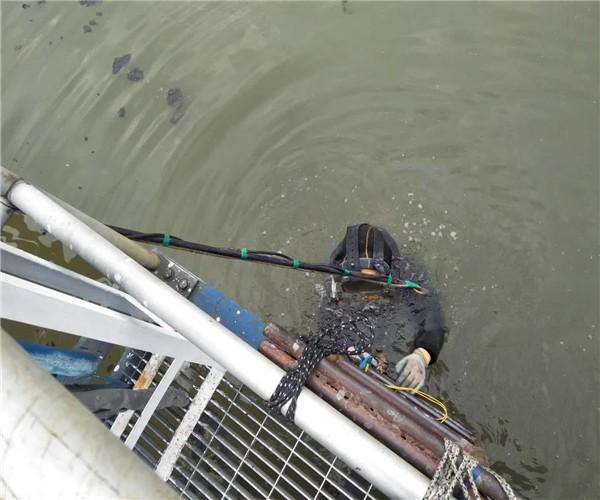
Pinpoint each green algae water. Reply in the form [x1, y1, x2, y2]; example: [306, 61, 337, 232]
[2, 2, 598, 498]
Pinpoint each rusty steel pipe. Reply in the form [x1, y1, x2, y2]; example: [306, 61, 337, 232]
[336, 356, 475, 442]
[263, 324, 456, 455]
[261, 338, 443, 461]
[262, 324, 511, 500]
[259, 341, 440, 477]
[331, 353, 511, 500]
[333, 356, 481, 458]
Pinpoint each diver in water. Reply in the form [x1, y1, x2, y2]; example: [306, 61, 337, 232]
[268, 223, 446, 420]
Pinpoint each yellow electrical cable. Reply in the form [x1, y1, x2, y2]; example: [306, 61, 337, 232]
[384, 384, 449, 424]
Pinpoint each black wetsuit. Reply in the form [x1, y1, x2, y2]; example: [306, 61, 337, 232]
[268, 225, 446, 419]
[319, 255, 446, 369]
[325, 225, 446, 365]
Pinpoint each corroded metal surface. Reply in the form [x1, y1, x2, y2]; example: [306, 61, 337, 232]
[262, 323, 510, 500]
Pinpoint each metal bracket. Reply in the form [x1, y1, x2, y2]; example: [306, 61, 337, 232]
[152, 252, 199, 298]
[70, 385, 190, 420]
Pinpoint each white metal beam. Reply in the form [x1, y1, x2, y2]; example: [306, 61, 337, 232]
[1, 241, 155, 323]
[155, 366, 226, 480]
[111, 354, 165, 438]
[124, 358, 185, 449]
[0, 273, 216, 367]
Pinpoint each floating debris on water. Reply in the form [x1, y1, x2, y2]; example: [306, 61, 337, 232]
[79, 0, 99, 6]
[117, 107, 126, 118]
[83, 25, 92, 33]
[89, 19, 97, 26]
[112, 53, 130, 74]
[127, 67, 144, 81]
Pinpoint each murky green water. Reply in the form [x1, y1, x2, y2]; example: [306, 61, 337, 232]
[2, 1, 598, 498]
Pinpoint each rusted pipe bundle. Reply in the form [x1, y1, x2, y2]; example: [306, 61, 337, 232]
[260, 324, 510, 500]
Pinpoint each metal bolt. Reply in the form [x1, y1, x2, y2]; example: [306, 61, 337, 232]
[162, 267, 173, 279]
[178, 279, 189, 290]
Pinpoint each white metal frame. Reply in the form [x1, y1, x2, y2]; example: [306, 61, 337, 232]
[1, 272, 215, 366]
[155, 366, 226, 481]
[1, 168, 431, 499]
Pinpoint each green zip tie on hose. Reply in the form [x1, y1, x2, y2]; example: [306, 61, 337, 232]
[343, 268, 351, 277]
[162, 233, 171, 247]
[405, 280, 420, 289]
[387, 273, 393, 286]
[293, 259, 300, 269]
[241, 247, 248, 259]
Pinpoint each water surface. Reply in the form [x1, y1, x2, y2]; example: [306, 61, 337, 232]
[2, 2, 598, 498]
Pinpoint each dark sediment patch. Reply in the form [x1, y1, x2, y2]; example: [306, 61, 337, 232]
[83, 24, 92, 33]
[112, 54, 130, 74]
[167, 88, 184, 108]
[79, 0, 99, 6]
[127, 68, 144, 82]
[170, 109, 185, 124]
[117, 107, 126, 118]
[89, 19, 97, 26]
[166, 88, 185, 124]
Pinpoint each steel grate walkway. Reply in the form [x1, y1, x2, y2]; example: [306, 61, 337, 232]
[115, 353, 386, 500]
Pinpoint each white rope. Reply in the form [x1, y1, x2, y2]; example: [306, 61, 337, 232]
[424, 439, 518, 500]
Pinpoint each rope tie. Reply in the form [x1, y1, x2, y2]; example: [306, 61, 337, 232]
[424, 439, 519, 500]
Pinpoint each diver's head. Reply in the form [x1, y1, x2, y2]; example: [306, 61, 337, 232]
[329, 224, 400, 285]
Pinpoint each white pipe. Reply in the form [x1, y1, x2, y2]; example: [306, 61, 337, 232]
[0, 329, 177, 499]
[0, 198, 13, 228]
[6, 176, 430, 499]
[46, 191, 161, 270]
[0, 167, 158, 269]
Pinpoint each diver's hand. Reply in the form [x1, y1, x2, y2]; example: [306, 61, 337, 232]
[394, 348, 430, 390]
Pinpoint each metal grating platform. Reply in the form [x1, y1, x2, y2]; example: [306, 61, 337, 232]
[115, 353, 386, 500]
